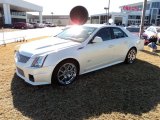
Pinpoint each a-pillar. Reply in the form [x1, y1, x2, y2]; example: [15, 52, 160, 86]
[39, 11, 42, 23]
[3, 3, 11, 25]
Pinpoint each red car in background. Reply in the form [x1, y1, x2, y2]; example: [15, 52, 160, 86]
[13, 22, 34, 29]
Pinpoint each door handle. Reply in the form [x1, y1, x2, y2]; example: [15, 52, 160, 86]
[109, 45, 114, 48]
[124, 41, 128, 44]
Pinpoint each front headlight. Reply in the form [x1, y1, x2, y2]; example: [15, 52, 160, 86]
[31, 55, 48, 68]
[15, 51, 20, 62]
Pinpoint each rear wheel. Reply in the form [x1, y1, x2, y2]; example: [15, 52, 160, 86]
[125, 48, 137, 64]
[52, 60, 79, 86]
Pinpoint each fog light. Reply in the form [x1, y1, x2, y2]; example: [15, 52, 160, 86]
[29, 74, 34, 82]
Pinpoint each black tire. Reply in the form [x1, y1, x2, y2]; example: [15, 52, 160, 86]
[52, 60, 79, 86]
[125, 48, 137, 64]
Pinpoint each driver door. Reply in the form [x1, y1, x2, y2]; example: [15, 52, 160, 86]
[78, 27, 114, 72]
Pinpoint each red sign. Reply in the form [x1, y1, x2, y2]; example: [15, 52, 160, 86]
[122, 6, 141, 11]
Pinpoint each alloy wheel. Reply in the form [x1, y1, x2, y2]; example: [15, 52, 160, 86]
[57, 63, 77, 85]
[127, 49, 136, 63]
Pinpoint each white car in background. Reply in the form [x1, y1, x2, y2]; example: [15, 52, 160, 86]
[143, 26, 160, 44]
[15, 24, 144, 86]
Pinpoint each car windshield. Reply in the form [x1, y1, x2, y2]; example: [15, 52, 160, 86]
[156, 28, 160, 33]
[56, 26, 97, 42]
[126, 27, 140, 32]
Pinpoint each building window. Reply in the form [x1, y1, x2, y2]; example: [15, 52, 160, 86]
[91, 16, 99, 24]
[136, 16, 140, 19]
[128, 15, 136, 19]
[146, 4, 150, 10]
[137, 5, 142, 11]
[152, 2, 160, 8]
[100, 15, 106, 24]
[145, 16, 149, 20]
[151, 9, 158, 24]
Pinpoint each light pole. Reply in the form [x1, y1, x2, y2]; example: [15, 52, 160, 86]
[104, 0, 110, 24]
[108, 0, 110, 23]
[139, 0, 147, 38]
[104, 7, 108, 23]
[51, 12, 54, 24]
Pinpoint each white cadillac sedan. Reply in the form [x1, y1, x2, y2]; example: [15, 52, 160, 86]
[15, 24, 144, 86]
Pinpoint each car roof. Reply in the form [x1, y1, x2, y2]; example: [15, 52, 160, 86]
[149, 26, 160, 29]
[126, 26, 140, 28]
[83, 24, 117, 28]
[125, 26, 140, 28]
[64, 24, 135, 38]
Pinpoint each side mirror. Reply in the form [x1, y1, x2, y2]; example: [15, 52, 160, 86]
[92, 36, 103, 43]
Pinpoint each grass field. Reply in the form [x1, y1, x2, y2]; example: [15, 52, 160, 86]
[0, 39, 160, 120]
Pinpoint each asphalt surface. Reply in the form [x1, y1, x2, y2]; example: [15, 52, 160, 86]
[0, 27, 63, 45]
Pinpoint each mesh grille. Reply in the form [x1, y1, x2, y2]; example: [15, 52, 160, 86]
[17, 67, 24, 77]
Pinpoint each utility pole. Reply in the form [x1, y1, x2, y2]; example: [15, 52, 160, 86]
[104, 7, 108, 23]
[104, 0, 110, 24]
[51, 12, 54, 24]
[108, 0, 110, 24]
[139, 0, 147, 38]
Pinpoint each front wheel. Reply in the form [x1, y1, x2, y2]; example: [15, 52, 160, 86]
[125, 48, 137, 64]
[52, 60, 79, 86]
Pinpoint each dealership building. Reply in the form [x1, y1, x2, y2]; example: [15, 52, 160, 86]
[91, 0, 160, 26]
[27, 14, 71, 26]
[0, 0, 43, 27]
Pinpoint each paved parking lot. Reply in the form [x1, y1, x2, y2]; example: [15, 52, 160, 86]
[0, 27, 63, 45]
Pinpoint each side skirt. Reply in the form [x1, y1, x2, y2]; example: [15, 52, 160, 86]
[80, 61, 124, 75]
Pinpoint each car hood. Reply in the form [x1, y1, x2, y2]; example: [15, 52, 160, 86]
[19, 37, 80, 57]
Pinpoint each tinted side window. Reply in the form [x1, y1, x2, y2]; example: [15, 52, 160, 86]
[152, 28, 156, 33]
[95, 28, 112, 41]
[112, 27, 128, 39]
[150, 28, 154, 32]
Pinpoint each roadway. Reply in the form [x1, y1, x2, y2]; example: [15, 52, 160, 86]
[0, 27, 63, 45]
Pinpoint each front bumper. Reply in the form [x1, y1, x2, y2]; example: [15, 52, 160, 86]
[15, 64, 54, 86]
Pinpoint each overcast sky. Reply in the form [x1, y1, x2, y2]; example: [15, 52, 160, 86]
[25, 0, 144, 15]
